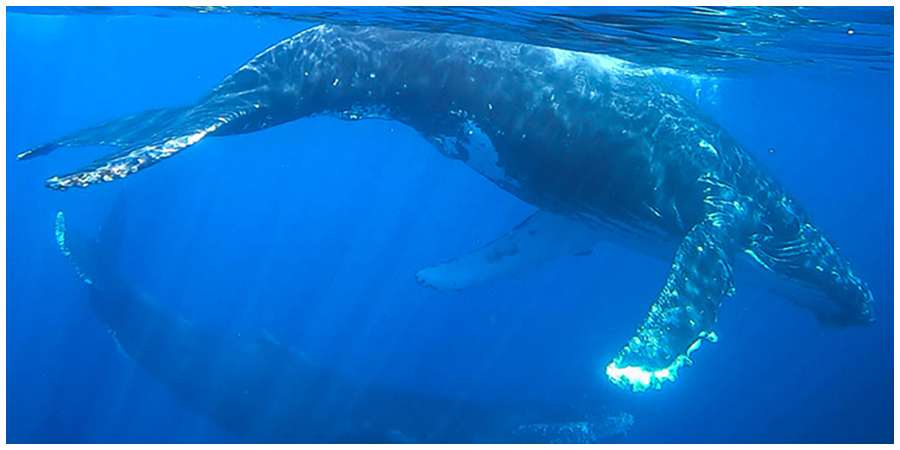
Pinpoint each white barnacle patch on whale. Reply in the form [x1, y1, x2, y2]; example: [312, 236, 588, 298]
[325, 103, 395, 122]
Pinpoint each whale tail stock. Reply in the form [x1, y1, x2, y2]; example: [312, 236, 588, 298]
[16, 24, 308, 192]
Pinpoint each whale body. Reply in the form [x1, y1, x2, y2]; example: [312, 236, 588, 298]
[20, 24, 874, 392]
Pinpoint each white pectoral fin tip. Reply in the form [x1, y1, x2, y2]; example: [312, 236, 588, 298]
[605, 360, 680, 393]
[415, 211, 601, 291]
[606, 332, 717, 392]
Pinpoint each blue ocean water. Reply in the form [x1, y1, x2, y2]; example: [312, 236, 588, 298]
[5, 7, 893, 444]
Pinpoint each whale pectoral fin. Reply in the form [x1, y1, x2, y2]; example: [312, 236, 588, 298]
[19, 97, 263, 191]
[605, 220, 731, 392]
[606, 174, 746, 392]
[415, 211, 600, 290]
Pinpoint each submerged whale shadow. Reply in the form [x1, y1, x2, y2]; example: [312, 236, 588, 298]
[54, 196, 633, 444]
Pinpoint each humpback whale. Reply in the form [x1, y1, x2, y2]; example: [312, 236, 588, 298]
[54, 198, 634, 443]
[20, 24, 874, 392]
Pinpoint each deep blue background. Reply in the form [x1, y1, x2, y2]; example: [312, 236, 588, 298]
[6, 12, 893, 443]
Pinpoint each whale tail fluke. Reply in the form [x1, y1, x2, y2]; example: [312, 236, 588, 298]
[18, 94, 266, 191]
[18, 104, 215, 191]
[17, 106, 193, 162]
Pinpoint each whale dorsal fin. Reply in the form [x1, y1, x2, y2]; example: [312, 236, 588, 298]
[415, 211, 600, 290]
